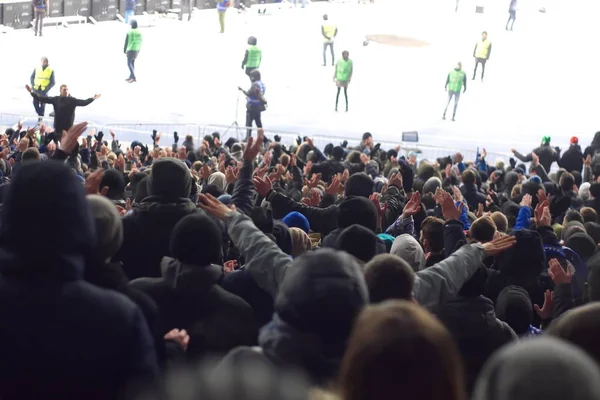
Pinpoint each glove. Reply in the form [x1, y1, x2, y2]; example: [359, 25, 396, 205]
[174, 131, 179, 144]
[296, 135, 302, 145]
[341, 140, 348, 148]
[373, 143, 381, 154]
[116, 140, 121, 149]
[94, 131, 104, 143]
[141, 144, 149, 157]
[151, 130, 157, 143]
[509, 157, 516, 168]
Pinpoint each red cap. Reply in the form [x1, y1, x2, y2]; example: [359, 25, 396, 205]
[571, 136, 579, 144]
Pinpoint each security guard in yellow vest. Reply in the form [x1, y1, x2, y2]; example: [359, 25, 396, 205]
[472, 31, 492, 81]
[29, 57, 55, 120]
[322, 14, 338, 66]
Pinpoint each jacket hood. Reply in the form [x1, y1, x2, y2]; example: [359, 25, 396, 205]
[87, 195, 123, 262]
[422, 177, 442, 195]
[147, 157, 192, 199]
[275, 249, 368, 356]
[495, 230, 545, 277]
[335, 224, 378, 263]
[160, 256, 223, 295]
[473, 338, 600, 400]
[390, 234, 426, 271]
[169, 213, 223, 266]
[438, 296, 503, 335]
[0, 161, 94, 280]
[208, 171, 227, 192]
[259, 314, 341, 385]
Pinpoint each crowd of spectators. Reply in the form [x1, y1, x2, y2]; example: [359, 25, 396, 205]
[2, 120, 600, 399]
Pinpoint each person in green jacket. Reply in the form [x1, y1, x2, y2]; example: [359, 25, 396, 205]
[241, 36, 262, 79]
[334, 50, 352, 112]
[124, 20, 142, 83]
[443, 62, 467, 121]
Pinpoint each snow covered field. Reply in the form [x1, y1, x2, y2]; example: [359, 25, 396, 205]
[1, 0, 599, 160]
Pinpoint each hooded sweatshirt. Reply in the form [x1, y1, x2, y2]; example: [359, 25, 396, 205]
[391, 234, 426, 271]
[472, 338, 600, 400]
[0, 162, 158, 398]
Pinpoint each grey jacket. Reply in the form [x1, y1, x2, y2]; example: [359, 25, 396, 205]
[225, 211, 486, 312]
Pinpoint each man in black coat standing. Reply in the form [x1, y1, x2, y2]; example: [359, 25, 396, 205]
[0, 160, 158, 399]
[25, 83, 100, 144]
[559, 136, 584, 174]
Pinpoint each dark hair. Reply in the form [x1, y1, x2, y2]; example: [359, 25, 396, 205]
[565, 210, 584, 225]
[339, 301, 466, 400]
[581, 207, 598, 224]
[469, 216, 497, 243]
[130, 19, 138, 28]
[421, 217, 445, 253]
[490, 211, 508, 233]
[99, 169, 125, 200]
[591, 183, 600, 199]
[560, 172, 575, 192]
[364, 255, 415, 303]
[585, 222, 600, 245]
[462, 169, 476, 186]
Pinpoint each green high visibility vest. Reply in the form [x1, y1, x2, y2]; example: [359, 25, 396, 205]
[447, 68, 466, 92]
[246, 45, 262, 69]
[336, 59, 353, 81]
[126, 29, 142, 52]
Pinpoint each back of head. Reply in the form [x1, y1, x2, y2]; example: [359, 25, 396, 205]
[565, 232, 597, 262]
[249, 69, 261, 81]
[547, 303, 600, 366]
[148, 158, 192, 199]
[332, 146, 344, 161]
[21, 147, 40, 162]
[336, 224, 378, 263]
[169, 213, 222, 266]
[472, 337, 600, 400]
[584, 222, 600, 244]
[337, 196, 378, 232]
[87, 195, 123, 262]
[390, 234, 426, 272]
[421, 216, 445, 253]
[491, 212, 508, 233]
[470, 216, 497, 243]
[581, 207, 598, 224]
[289, 227, 311, 258]
[100, 168, 126, 200]
[496, 230, 545, 277]
[563, 220, 586, 242]
[590, 183, 600, 199]
[559, 172, 575, 192]
[344, 172, 374, 198]
[462, 169, 476, 186]
[0, 161, 94, 269]
[130, 19, 138, 28]
[422, 177, 442, 195]
[494, 285, 533, 336]
[275, 249, 368, 355]
[588, 252, 600, 302]
[340, 301, 466, 400]
[364, 254, 414, 303]
[564, 209, 584, 225]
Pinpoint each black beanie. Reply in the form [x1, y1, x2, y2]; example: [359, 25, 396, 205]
[344, 172, 374, 198]
[336, 224, 378, 263]
[495, 285, 533, 335]
[169, 213, 223, 266]
[362, 132, 372, 141]
[337, 196, 378, 232]
[332, 146, 345, 161]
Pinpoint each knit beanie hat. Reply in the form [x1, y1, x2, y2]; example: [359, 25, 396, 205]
[338, 196, 378, 232]
[344, 172, 374, 198]
[336, 224, 378, 263]
[170, 213, 223, 266]
[282, 211, 310, 233]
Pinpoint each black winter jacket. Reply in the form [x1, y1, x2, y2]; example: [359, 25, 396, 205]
[559, 144, 584, 174]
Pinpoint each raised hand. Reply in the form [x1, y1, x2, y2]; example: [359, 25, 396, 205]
[303, 160, 313, 177]
[244, 132, 263, 161]
[253, 175, 273, 197]
[520, 193, 532, 208]
[197, 193, 236, 220]
[325, 175, 341, 196]
[163, 329, 189, 352]
[388, 172, 403, 189]
[534, 200, 551, 227]
[85, 168, 104, 195]
[223, 260, 239, 274]
[60, 122, 88, 154]
[304, 172, 322, 189]
[402, 192, 422, 218]
[302, 188, 321, 206]
[225, 166, 239, 185]
[482, 235, 517, 256]
[369, 192, 387, 220]
[534, 290, 554, 320]
[548, 258, 574, 285]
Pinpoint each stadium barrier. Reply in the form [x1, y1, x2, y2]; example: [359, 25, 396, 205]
[101, 123, 202, 148]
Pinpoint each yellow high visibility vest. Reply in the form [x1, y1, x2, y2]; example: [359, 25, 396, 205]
[475, 39, 491, 59]
[34, 66, 53, 91]
[322, 23, 336, 42]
